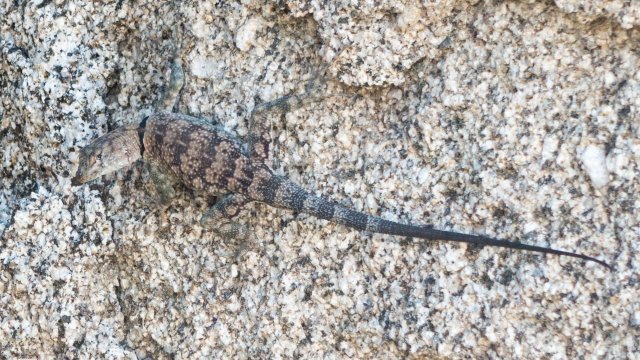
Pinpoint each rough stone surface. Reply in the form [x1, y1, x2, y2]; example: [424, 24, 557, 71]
[1, 0, 638, 359]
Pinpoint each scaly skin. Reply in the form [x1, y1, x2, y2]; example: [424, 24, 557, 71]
[72, 62, 612, 270]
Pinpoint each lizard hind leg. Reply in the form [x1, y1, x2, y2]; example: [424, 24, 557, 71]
[247, 52, 357, 163]
[200, 193, 253, 257]
[248, 91, 340, 163]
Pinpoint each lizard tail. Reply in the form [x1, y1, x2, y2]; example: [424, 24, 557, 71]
[369, 219, 612, 269]
[319, 201, 611, 270]
[253, 173, 612, 270]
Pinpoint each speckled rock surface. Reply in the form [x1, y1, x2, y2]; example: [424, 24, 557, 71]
[1, 0, 638, 358]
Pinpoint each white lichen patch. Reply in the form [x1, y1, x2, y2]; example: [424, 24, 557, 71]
[235, 17, 267, 53]
[579, 144, 610, 188]
[190, 55, 221, 79]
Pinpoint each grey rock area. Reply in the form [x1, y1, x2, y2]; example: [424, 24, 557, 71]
[1, 0, 638, 358]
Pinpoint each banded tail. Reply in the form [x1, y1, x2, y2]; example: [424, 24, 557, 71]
[252, 172, 612, 270]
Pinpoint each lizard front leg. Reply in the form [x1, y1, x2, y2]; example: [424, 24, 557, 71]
[142, 163, 179, 225]
[156, 59, 185, 112]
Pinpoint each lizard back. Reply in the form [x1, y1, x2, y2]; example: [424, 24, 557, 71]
[143, 112, 255, 196]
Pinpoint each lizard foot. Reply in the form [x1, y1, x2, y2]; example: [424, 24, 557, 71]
[199, 193, 255, 257]
[206, 220, 255, 258]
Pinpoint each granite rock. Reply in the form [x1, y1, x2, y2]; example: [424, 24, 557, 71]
[1, 0, 638, 358]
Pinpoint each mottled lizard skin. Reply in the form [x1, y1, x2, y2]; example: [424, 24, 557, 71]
[72, 63, 612, 270]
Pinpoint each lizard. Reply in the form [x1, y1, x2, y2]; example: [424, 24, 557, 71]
[71, 61, 612, 270]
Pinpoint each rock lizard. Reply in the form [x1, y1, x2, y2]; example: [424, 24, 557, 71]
[71, 61, 611, 270]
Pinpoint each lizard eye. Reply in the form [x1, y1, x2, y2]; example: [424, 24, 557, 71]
[96, 153, 103, 162]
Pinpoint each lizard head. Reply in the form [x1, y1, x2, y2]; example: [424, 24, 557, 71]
[71, 125, 142, 185]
